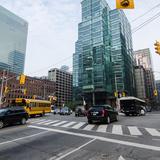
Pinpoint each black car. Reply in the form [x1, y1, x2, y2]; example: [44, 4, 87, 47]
[87, 105, 118, 124]
[75, 106, 86, 117]
[0, 107, 29, 129]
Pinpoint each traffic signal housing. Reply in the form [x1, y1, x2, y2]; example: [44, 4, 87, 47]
[19, 74, 26, 85]
[154, 41, 160, 55]
[23, 88, 27, 95]
[154, 89, 158, 96]
[116, 0, 135, 9]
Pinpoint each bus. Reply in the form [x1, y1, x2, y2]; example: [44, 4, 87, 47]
[11, 98, 51, 117]
[119, 96, 146, 116]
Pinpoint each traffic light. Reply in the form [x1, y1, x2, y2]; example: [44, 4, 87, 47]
[114, 92, 118, 97]
[23, 88, 27, 95]
[116, 0, 134, 9]
[154, 89, 158, 96]
[154, 41, 160, 55]
[122, 91, 126, 97]
[4, 86, 9, 94]
[19, 74, 26, 85]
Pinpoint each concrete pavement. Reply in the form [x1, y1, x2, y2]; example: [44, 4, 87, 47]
[0, 112, 160, 160]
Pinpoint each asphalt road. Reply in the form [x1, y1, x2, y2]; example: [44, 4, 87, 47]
[0, 112, 160, 160]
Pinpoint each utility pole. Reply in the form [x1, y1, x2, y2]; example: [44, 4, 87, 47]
[0, 70, 5, 105]
[43, 82, 46, 100]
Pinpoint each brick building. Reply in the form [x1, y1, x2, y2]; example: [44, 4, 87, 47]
[0, 70, 56, 103]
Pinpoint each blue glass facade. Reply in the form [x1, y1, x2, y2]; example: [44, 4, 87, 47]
[110, 9, 135, 95]
[73, 0, 135, 104]
[0, 5, 28, 74]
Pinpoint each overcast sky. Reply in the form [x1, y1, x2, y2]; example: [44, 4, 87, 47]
[0, 0, 160, 79]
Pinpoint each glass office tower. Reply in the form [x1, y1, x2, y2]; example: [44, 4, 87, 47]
[73, 0, 112, 105]
[0, 5, 28, 74]
[73, 0, 135, 105]
[110, 9, 135, 96]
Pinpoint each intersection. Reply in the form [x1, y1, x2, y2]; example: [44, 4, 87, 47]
[0, 112, 160, 160]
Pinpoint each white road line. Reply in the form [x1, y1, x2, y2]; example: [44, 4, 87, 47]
[60, 122, 77, 128]
[43, 120, 60, 125]
[37, 120, 53, 124]
[145, 128, 160, 137]
[29, 125, 160, 151]
[83, 124, 95, 131]
[71, 122, 86, 129]
[128, 126, 142, 136]
[97, 125, 108, 133]
[51, 121, 67, 126]
[0, 131, 48, 146]
[112, 125, 123, 135]
[29, 119, 47, 123]
[48, 139, 96, 160]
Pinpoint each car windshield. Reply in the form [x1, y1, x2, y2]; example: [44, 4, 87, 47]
[91, 106, 104, 111]
[0, 109, 7, 115]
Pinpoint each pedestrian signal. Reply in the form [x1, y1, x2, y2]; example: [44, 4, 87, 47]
[116, 0, 134, 9]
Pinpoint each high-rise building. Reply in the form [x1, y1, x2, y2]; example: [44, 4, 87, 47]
[73, 0, 135, 105]
[134, 48, 155, 101]
[110, 9, 135, 96]
[48, 68, 72, 107]
[0, 5, 28, 74]
[73, 0, 112, 105]
[134, 66, 147, 99]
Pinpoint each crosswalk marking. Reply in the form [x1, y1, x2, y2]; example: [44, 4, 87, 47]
[112, 125, 123, 135]
[83, 124, 95, 131]
[28, 119, 160, 137]
[43, 120, 60, 125]
[97, 125, 108, 133]
[51, 121, 68, 126]
[71, 122, 86, 129]
[36, 120, 52, 124]
[60, 122, 77, 128]
[29, 119, 46, 123]
[128, 126, 142, 136]
[145, 128, 160, 137]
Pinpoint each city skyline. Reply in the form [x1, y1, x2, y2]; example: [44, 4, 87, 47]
[0, 0, 160, 79]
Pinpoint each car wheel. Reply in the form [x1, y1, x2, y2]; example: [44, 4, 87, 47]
[21, 118, 27, 125]
[88, 120, 92, 124]
[0, 121, 4, 129]
[141, 109, 145, 116]
[106, 116, 111, 124]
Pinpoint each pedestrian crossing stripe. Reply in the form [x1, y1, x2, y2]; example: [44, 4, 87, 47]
[28, 119, 160, 137]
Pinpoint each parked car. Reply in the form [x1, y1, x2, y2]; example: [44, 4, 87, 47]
[75, 106, 86, 117]
[87, 105, 118, 124]
[0, 107, 29, 129]
[60, 107, 72, 115]
[53, 108, 60, 114]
